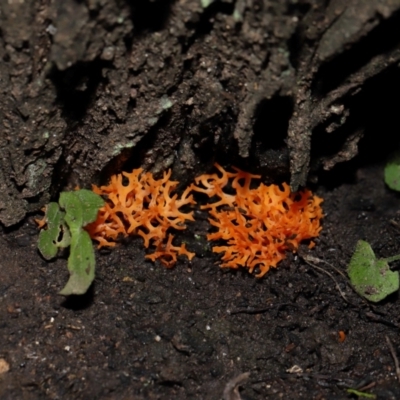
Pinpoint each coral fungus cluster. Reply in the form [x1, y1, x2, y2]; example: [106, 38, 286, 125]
[78, 163, 323, 276]
[85, 168, 195, 267]
[192, 164, 323, 277]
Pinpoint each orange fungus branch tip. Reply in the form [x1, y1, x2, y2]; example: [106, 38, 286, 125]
[191, 163, 323, 277]
[84, 168, 196, 267]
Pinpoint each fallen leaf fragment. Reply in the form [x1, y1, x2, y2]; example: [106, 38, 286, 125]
[0, 358, 10, 374]
[286, 365, 303, 374]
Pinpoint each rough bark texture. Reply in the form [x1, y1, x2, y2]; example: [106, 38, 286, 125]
[1, 0, 400, 227]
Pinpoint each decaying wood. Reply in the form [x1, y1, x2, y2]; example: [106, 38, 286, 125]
[1, 0, 400, 226]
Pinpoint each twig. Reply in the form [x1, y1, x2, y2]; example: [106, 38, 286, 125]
[301, 254, 347, 280]
[390, 219, 400, 231]
[300, 254, 355, 306]
[229, 303, 298, 315]
[365, 312, 398, 329]
[358, 381, 376, 391]
[386, 336, 400, 383]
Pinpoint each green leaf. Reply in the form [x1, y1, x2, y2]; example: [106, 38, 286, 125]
[37, 189, 104, 296]
[73, 189, 105, 225]
[59, 189, 104, 230]
[38, 202, 71, 259]
[57, 190, 103, 296]
[384, 154, 400, 191]
[59, 230, 96, 296]
[347, 240, 399, 302]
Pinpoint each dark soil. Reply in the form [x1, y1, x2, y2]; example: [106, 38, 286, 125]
[2, 161, 400, 400]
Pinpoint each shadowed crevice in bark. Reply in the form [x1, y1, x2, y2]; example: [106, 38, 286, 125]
[128, 0, 175, 34]
[287, 1, 400, 191]
[49, 60, 109, 121]
[312, 63, 400, 188]
[312, 8, 400, 96]
[253, 96, 292, 151]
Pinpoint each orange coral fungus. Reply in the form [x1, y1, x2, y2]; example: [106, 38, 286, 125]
[191, 164, 323, 277]
[85, 168, 196, 267]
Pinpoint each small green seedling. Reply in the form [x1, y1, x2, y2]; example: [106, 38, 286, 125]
[347, 240, 400, 302]
[384, 153, 400, 191]
[38, 189, 104, 296]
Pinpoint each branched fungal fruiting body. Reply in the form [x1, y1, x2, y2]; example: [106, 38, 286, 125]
[191, 164, 323, 277]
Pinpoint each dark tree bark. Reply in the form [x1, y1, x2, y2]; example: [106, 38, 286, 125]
[1, 0, 400, 227]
